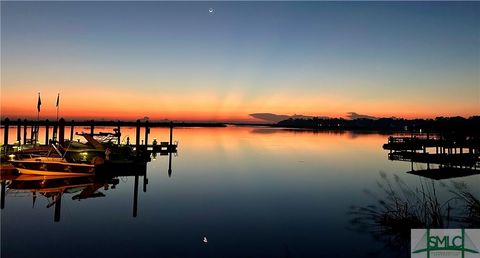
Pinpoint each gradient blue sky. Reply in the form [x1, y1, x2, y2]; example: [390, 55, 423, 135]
[1, 1, 479, 121]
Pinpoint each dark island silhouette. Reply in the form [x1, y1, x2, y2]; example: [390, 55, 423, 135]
[275, 115, 480, 136]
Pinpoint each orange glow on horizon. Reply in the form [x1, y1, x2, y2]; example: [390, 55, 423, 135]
[1, 106, 478, 122]
[1, 86, 478, 122]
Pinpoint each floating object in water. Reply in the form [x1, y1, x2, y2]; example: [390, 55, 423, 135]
[203, 236, 208, 243]
[208, 8, 214, 13]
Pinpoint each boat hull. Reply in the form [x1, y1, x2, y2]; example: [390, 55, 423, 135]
[10, 160, 94, 176]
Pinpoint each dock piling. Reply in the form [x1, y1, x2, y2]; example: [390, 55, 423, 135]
[58, 118, 65, 144]
[169, 122, 173, 146]
[52, 124, 58, 143]
[30, 124, 34, 143]
[16, 119, 21, 145]
[168, 152, 172, 177]
[54, 194, 62, 222]
[3, 118, 9, 145]
[70, 120, 75, 141]
[135, 120, 141, 152]
[117, 123, 121, 144]
[23, 119, 27, 144]
[45, 120, 50, 144]
[144, 120, 149, 147]
[90, 120, 94, 136]
[143, 173, 148, 193]
[133, 175, 139, 218]
[1, 181, 5, 209]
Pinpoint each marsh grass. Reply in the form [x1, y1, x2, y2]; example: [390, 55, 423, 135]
[348, 171, 479, 257]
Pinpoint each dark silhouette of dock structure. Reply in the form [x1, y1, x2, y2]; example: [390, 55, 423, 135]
[1, 117, 225, 154]
[383, 134, 480, 179]
[1, 118, 182, 221]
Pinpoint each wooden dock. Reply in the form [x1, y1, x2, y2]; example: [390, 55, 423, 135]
[0, 118, 201, 154]
[384, 135, 480, 179]
[383, 136, 480, 154]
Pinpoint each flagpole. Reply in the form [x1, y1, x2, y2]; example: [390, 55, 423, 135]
[54, 93, 59, 143]
[36, 92, 40, 144]
[56, 93, 59, 122]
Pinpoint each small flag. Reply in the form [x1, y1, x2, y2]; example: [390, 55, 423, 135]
[56, 93, 60, 107]
[37, 93, 42, 112]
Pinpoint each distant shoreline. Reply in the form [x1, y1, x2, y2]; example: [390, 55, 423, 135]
[1, 117, 479, 136]
[0, 119, 226, 128]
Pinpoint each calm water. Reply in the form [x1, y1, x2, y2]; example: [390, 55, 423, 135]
[1, 126, 479, 258]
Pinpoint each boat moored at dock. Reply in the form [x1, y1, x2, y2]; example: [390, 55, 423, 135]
[8, 132, 150, 176]
[10, 157, 95, 176]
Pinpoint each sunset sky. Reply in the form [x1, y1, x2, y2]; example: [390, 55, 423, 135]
[1, 2, 479, 122]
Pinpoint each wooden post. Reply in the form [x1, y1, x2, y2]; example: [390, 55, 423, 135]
[52, 124, 58, 142]
[144, 120, 149, 147]
[143, 172, 148, 193]
[117, 123, 121, 144]
[70, 120, 75, 141]
[1, 181, 5, 210]
[135, 120, 141, 152]
[90, 120, 94, 136]
[54, 194, 62, 222]
[3, 118, 9, 145]
[168, 152, 172, 177]
[23, 119, 27, 145]
[45, 120, 50, 145]
[133, 175, 139, 218]
[169, 122, 173, 145]
[34, 120, 39, 144]
[16, 119, 21, 145]
[30, 123, 34, 143]
[58, 118, 65, 144]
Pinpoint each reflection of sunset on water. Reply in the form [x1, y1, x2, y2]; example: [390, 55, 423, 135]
[2, 1, 479, 257]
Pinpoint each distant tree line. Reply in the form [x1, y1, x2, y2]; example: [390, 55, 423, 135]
[277, 116, 480, 137]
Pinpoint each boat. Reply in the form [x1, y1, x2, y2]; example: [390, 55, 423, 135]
[9, 144, 96, 176]
[10, 157, 95, 176]
[9, 131, 148, 176]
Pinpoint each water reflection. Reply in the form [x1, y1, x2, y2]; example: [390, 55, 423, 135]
[3, 173, 135, 222]
[4, 127, 476, 257]
[1, 149, 177, 222]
